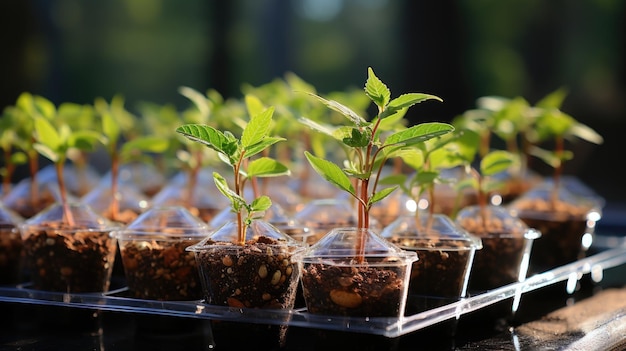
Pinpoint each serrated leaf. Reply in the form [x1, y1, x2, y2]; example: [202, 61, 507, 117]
[242, 106, 273, 148]
[247, 157, 290, 178]
[368, 186, 397, 206]
[304, 151, 355, 196]
[379, 93, 443, 119]
[384, 122, 454, 148]
[176, 124, 231, 155]
[365, 67, 391, 108]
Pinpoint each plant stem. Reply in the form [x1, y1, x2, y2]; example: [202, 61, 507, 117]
[551, 136, 564, 209]
[110, 152, 120, 221]
[55, 162, 75, 226]
[28, 149, 39, 209]
[234, 151, 246, 245]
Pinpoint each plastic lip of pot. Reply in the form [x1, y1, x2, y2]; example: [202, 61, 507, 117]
[381, 213, 482, 314]
[296, 227, 418, 319]
[19, 202, 120, 293]
[112, 206, 210, 301]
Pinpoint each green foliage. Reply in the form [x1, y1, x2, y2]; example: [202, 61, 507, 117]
[300, 67, 453, 228]
[176, 105, 289, 244]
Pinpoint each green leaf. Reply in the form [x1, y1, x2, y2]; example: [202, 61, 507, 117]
[242, 106, 273, 148]
[304, 151, 355, 196]
[102, 112, 120, 146]
[384, 122, 454, 148]
[69, 130, 105, 151]
[247, 157, 290, 178]
[243, 136, 285, 159]
[176, 124, 231, 155]
[364, 67, 391, 109]
[481, 150, 516, 176]
[244, 94, 265, 119]
[536, 87, 568, 109]
[298, 116, 337, 138]
[569, 122, 603, 145]
[179, 86, 210, 120]
[368, 186, 397, 206]
[251, 195, 272, 212]
[120, 136, 169, 160]
[213, 172, 246, 211]
[395, 148, 425, 170]
[33, 116, 63, 151]
[415, 171, 439, 186]
[379, 93, 443, 119]
[342, 127, 370, 148]
[307, 93, 367, 126]
[528, 146, 573, 168]
[33, 143, 59, 163]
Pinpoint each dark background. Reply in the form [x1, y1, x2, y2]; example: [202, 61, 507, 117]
[1, 0, 625, 204]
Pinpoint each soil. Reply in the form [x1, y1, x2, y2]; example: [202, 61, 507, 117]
[119, 238, 203, 300]
[6, 194, 56, 219]
[0, 225, 23, 284]
[21, 222, 117, 293]
[457, 216, 528, 291]
[513, 198, 591, 274]
[194, 236, 300, 309]
[386, 236, 473, 314]
[300, 260, 407, 317]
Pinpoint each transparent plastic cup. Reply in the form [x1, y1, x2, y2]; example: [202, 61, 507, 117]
[381, 213, 482, 314]
[113, 206, 209, 300]
[19, 202, 119, 293]
[297, 227, 417, 318]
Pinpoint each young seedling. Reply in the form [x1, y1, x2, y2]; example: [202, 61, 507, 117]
[95, 95, 169, 222]
[301, 67, 453, 262]
[176, 105, 289, 245]
[458, 150, 517, 226]
[527, 88, 603, 207]
[32, 103, 105, 225]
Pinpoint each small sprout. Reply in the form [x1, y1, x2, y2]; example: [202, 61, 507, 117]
[176, 104, 289, 245]
[300, 67, 454, 262]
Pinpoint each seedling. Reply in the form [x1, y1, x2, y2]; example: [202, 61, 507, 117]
[526, 88, 603, 207]
[458, 150, 517, 225]
[301, 67, 453, 262]
[95, 95, 169, 221]
[31, 100, 105, 225]
[176, 105, 289, 245]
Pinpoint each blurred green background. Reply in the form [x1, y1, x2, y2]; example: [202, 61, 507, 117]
[1, 0, 624, 202]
